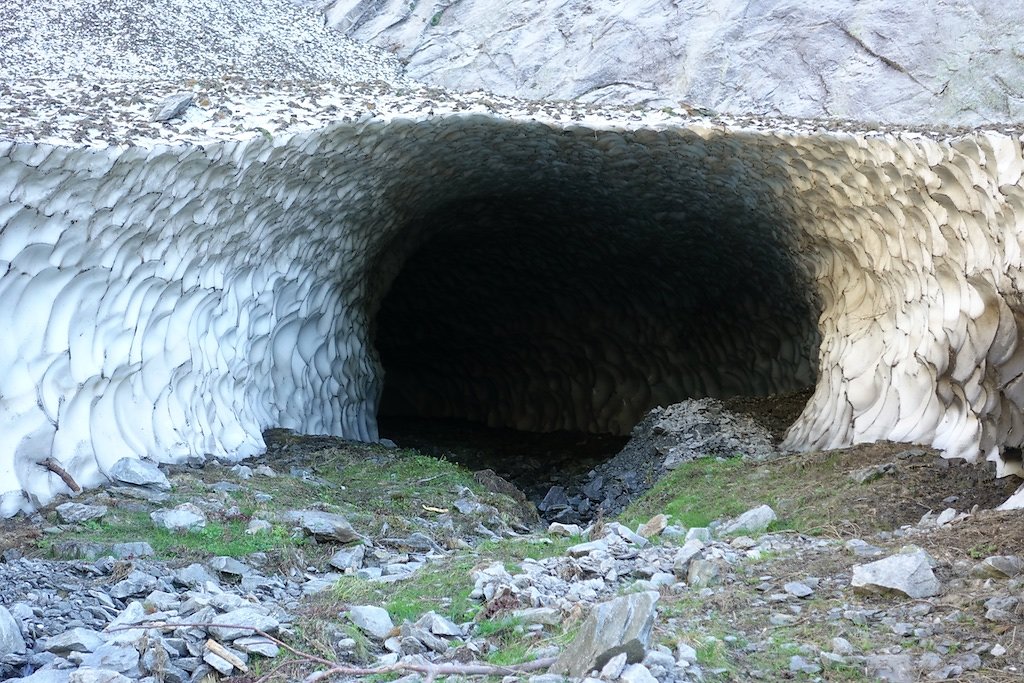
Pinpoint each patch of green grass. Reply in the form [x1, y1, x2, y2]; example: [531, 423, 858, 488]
[620, 459, 750, 529]
[477, 535, 578, 563]
[334, 554, 482, 623]
[49, 510, 296, 560]
[475, 615, 523, 638]
[485, 641, 532, 666]
[695, 636, 731, 669]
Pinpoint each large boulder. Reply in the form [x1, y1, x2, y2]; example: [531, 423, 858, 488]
[551, 591, 659, 677]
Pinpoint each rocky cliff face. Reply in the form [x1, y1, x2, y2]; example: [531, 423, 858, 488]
[317, 0, 1024, 126]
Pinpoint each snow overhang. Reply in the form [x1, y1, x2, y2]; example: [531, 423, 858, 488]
[3, 83, 1024, 513]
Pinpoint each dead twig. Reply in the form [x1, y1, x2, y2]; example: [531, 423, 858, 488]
[40, 457, 81, 493]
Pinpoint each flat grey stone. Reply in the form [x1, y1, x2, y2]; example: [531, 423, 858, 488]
[151, 92, 194, 122]
[68, 669, 132, 683]
[784, 581, 814, 598]
[845, 538, 885, 558]
[109, 458, 171, 490]
[789, 655, 821, 674]
[0, 605, 26, 656]
[329, 544, 365, 571]
[208, 608, 279, 641]
[551, 591, 659, 677]
[209, 556, 254, 577]
[687, 559, 720, 588]
[234, 636, 280, 658]
[566, 540, 607, 557]
[203, 650, 236, 675]
[150, 503, 206, 532]
[174, 562, 218, 588]
[973, 555, 1024, 578]
[415, 611, 463, 636]
[620, 663, 658, 683]
[718, 504, 777, 536]
[400, 622, 448, 653]
[280, 509, 360, 543]
[41, 627, 106, 654]
[110, 542, 154, 558]
[79, 642, 141, 673]
[56, 502, 108, 523]
[672, 539, 704, 577]
[865, 654, 915, 683]
[600, 652, 628, 679]
[348, 605, 394, 640]
[852, 547, 940, 599]
[109, 570, 159, 599]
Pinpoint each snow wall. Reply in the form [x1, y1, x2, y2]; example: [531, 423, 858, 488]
[3, 114, 1024, 514]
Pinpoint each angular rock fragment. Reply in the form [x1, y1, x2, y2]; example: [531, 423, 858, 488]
[41, 627, 106, 654]
[280, 509, 360, 543]
[151, 92, 194, 122]
[851, 547, 940, 599]
[718, 504, 777, 536]
[0, 605, 26, 657]
[150, 503, 206, 532]
[550, 591, 658, 677]
[109, 459, 171, 490]
[347, 605, 394, 639]
[55, 502, 108, 523]
[208, 608, 279, 641]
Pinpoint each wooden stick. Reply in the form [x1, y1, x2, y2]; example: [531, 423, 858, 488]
[206, 638, 249, 673]
[40, 457, 81, 493]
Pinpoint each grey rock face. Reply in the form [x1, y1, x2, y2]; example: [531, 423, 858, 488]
[55, 503, 108, 523]
[326, 0, 1024, 126]
[347, 605, 394, 639]
[852, 547, 941, 599]
[281, 509, 360, 543]
[0, 605, 26, 656]
[551, 591, 659, 677]
[150, 504, 206, 532]
[109, 459, 170, 490]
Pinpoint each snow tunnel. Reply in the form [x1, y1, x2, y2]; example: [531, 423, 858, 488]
[5, 106, 1024, 514]
[370, 158, 820, 436]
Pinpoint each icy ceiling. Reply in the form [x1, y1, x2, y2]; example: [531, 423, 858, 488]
[3, 91, 1024, 513]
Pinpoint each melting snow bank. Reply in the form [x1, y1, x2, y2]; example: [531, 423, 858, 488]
[4, 82, 1024, 514]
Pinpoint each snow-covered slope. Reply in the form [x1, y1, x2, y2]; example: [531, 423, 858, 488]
[0, 0, 407, 83]
[317, 0, 1024, 126]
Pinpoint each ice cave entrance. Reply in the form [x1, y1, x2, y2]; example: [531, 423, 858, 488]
[371, 182, 822, 454]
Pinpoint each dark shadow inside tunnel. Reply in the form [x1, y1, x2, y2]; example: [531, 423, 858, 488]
[372, 185, 821, 439]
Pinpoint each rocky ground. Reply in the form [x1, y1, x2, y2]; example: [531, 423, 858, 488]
[1, 400, 1024, 683]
